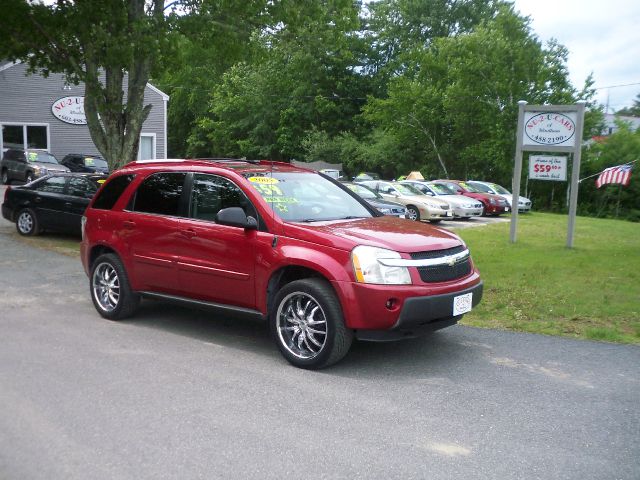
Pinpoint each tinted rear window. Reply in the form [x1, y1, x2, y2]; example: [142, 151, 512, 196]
[132, 172, 186, 216]
[92, 174, 135, 210]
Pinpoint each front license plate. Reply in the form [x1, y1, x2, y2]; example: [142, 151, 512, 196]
[453, 292, 473, 316]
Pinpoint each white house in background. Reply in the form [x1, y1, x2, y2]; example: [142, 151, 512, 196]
[602, 113, 640, 136]
[0, 61, 168, 161]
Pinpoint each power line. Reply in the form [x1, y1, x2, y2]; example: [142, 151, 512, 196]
[593, 82, 640, 90]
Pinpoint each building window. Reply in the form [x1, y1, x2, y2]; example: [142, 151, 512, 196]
[138, 133, 156, 160]
[1, 124, 49, 151]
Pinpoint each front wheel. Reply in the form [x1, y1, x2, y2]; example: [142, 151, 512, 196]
[270, 278, 353, 369]
[16, 208, 40, 236]
[406, 206, 420, 221]
[90, 253, 140, 320]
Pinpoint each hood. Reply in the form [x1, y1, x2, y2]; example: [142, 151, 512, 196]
[33, 162, 70, 172]
[436, 194, 482, 207]
[366, 198, 405, 210]
[282, 216, 463, 253]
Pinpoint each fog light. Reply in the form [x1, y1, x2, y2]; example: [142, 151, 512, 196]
[385, 298, 397, 310]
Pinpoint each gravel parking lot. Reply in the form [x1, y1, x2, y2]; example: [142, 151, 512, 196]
[0, 200, 638, 479]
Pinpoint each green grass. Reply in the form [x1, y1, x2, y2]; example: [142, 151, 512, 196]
[455, 213, 640, 344]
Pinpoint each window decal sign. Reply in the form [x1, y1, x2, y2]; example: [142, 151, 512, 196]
[51, 96, 87, 125]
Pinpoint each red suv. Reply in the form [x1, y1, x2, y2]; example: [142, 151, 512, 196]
[81, 159, 483, 369]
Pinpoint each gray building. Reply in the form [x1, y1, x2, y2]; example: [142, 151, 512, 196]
[0, 61, 168, 161]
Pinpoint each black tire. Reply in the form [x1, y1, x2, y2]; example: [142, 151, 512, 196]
[406, 206, 420, 221]
[1, 169, 9, 185]
[15, 208, 40, 236]
[90, 253, 140, 320]
[270, 278, 353, 369]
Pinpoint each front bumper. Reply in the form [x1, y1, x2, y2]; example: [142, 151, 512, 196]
[355, 282, 483, 340]
[453, 206, 483, 218]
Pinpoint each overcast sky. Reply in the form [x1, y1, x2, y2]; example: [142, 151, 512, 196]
[511, 0, 640, 113]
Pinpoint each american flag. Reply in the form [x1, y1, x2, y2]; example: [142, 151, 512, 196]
[595, 164, 633, 189]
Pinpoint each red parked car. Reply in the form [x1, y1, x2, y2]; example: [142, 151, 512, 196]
[431, 180, 509, 216]
[80, 159, 483, 369]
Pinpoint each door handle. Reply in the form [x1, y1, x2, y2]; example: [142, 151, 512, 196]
[123, 220, 136, 229]
[180, 229, 197, 239]
[65, 202, 73, 207]
[34, 197, 42, 203]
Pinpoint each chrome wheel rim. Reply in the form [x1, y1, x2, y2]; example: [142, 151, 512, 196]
[92, 262, 120, 312]
[17, 212, 33, 234]
[277, 292, 327, 360]
[407, 208, 418, 221]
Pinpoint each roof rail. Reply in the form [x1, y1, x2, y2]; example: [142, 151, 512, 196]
[194, 157, 262, 165]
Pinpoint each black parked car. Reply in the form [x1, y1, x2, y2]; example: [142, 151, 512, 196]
[342, 182, 407, 218]
[60, 154, 110, 174]
[1, 148, 70, 184]
[1, 173, 107, 236]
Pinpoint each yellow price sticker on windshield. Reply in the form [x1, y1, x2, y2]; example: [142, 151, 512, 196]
[97, 179, 106, 184]
[27, 152, 38, 161]
[248, 176, 279, 185]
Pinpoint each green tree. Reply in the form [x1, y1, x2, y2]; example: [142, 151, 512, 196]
[1, 0, 174, 169]
[616, 93, 640, 117]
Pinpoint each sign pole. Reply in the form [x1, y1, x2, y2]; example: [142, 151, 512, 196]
[566, 101, 586, 248]
[510, 101, 527, 243]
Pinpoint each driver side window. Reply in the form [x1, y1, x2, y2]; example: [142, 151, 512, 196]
[190, 174, 256, 224]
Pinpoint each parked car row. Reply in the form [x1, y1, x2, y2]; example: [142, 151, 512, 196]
[1, 148, 109, 185]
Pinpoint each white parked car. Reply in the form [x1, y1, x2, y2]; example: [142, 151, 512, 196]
[401, 180, 483, 220]
[361, 180, 453, 222]
[467, 181, 532, 213]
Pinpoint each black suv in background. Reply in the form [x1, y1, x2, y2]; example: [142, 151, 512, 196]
[1, 148, 70, 184]
[61, 154, 110, 174]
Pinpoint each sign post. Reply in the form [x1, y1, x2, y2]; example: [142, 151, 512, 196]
[511, 102, 586, 247]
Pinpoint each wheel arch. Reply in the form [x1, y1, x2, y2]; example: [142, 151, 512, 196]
[266, 265, 332, 319]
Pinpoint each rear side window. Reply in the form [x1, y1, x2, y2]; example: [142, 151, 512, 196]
[36, 176, 66, 194]
[92, 174, 135, 210]
[132, 172, 186, 216]
[67, 176, 98, 198]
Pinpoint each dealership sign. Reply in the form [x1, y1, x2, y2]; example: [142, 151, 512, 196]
[523, 112, 577, 147]
[529, 155, 567, 181]
[51, 96, 87, 125]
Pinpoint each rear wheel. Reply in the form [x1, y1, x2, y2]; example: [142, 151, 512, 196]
[90, 253, 140, 320]
[16, 208, 40, 236]
[406, 206, 420, 221]
[270, 278, 353, 369]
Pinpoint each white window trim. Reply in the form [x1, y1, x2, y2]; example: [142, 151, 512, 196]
[0, 122, 51, 153]
[138, 132, 157, 160]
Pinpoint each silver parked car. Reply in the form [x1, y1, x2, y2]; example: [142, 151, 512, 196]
[401, 180, 483, 219]
[467, 181, 532, 213]
[361, 180, 452, 222]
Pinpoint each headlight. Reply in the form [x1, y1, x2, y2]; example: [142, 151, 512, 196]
[425, 201, 441, 210]
[33, 166, 47, 176]
[489, 198, 496, 205]
[351, 246, 411, 285]
[378, 208, 391, 214]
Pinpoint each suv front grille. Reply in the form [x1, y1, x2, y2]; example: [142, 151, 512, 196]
[410, 246, 472, 283]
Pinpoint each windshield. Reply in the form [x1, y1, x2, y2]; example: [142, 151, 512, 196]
[246, 172, 372, 222]
[85, 157, 109, 169]
[26, 151, 59, 164]
[468, 182, 494, 193]
[457, 181, 483, 193]
[391, 183, 422, 196]
[491, 183, 510, 194]
[427, 182, 456, 195]
[345, 183, 379, 200]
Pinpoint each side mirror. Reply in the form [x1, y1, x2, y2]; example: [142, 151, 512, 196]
[216, 207, 258, 230]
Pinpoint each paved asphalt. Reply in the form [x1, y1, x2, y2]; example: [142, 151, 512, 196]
[0, 201, 638, 479]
